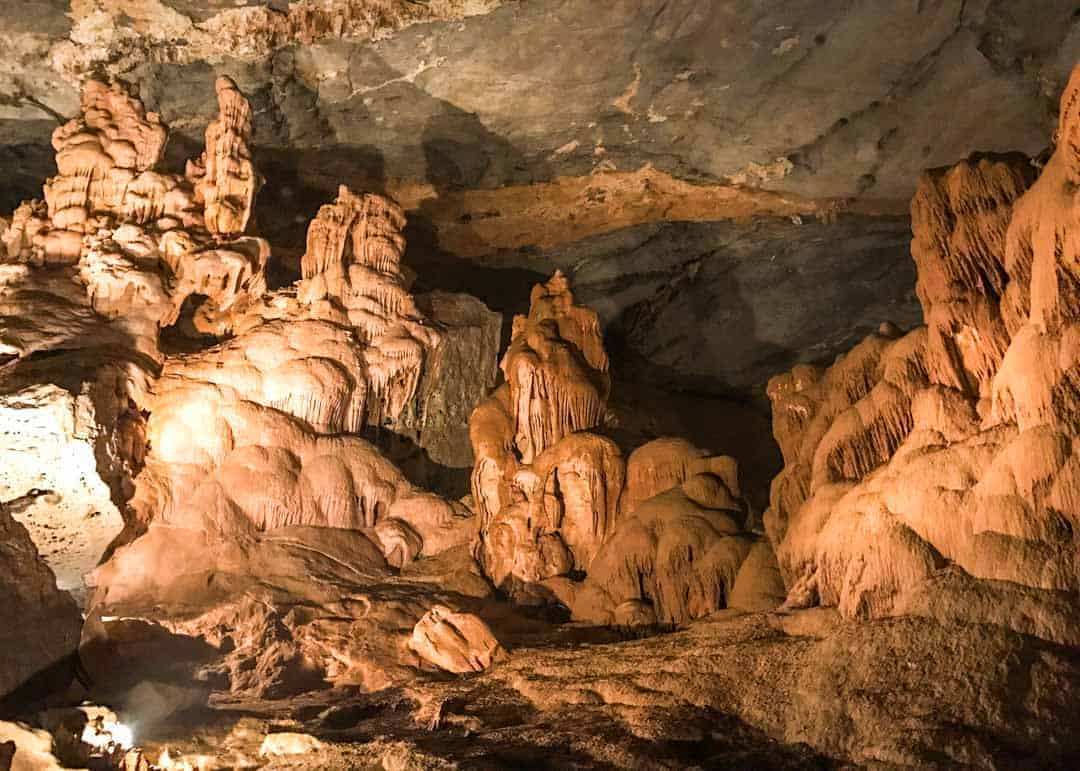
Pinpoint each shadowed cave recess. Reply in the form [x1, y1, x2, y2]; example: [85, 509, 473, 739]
[1, 1, 1080, 769]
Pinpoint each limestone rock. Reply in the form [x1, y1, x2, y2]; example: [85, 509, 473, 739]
[260, 732, 324, 757]
[470, 272, 612, 531]
[297, 185, 441, 425]
[0, 385, 126, 596]
[469, 272, 763, 624]
[546, 471, 753, 626]
[0, 496, 81, 709]
[44, 80, 169, 249]
[910, 152, 1037, 398]
[501, 271, 609, 465]
[384, 291, 502, 494]
[408, 605, 505, 674]
[0, 71, 497, 619]
[765, 66, 1080, 635]
[188, 76, 261, 237]
[0, 261, 148, 594]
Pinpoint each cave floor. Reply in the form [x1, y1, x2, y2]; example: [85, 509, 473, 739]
[108, 610, 833, 770]
[67, 600, 1080, 770]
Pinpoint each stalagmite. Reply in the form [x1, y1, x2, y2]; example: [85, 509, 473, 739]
[766, 66, 1080, 638]
[188, 76, 262, 237]
[500, 272, 610, 464]
[910, 153, 1036, 400]
[4, 28, 1080, 767]
[468, 272, 762, 623]
[297, 185, 440, 424]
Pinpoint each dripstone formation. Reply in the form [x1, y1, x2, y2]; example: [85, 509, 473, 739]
[1, 63, 1080, 770]
[765, 68, 1080, 645]
[470, 272, 771, 625]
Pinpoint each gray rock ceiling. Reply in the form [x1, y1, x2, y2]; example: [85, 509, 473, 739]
[2, 0, 1078, 401]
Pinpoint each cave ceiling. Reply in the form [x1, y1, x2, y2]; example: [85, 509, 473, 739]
[2, 0, 1078, 399]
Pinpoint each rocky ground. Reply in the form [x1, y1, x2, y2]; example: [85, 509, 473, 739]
[54, 605, 1080, 769]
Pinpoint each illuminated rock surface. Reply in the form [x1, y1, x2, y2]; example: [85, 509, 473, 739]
[765, 69, 1080, 648]
[408, 605, 506, 674]
[1, 10, 1080, 768]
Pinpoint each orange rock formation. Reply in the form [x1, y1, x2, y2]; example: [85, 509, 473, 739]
[188, 76, 262, 237]
[469, 273, 776, 624]
[765, 66, 1080, 644]
[0, 75, 454, 602]
[408, 605, 505, 674]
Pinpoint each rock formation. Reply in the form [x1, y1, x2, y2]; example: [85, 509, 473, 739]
[1, 74, 515, 715]
[765, 67, 1080, 644]
[1, 75, 270, 353]
[469, 273, 776, 625]
[0, 76, 273, 601]
[296, 184, 441, 424]
[0, 493, 82, 712]
[0, 74, 476, 592]
[4, 30, 1080, 768]
[188, 77, 261, 238]
[408, 606, 505, 674]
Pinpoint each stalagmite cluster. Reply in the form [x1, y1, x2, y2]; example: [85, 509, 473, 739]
[188, 77, 262, 238]
[0, 74, 453, 560]
[128, 182, 446, 539]
[0, 74, 479, 710]
[765, 67, 1080, 643]
[469, 273, 775, 625]
[4, 41, 1080, 768]
[3, 76, 270, 350]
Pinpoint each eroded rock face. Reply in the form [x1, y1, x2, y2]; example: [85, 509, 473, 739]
[765, 67, 1080, 643]
[0, 385, 127, 596]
